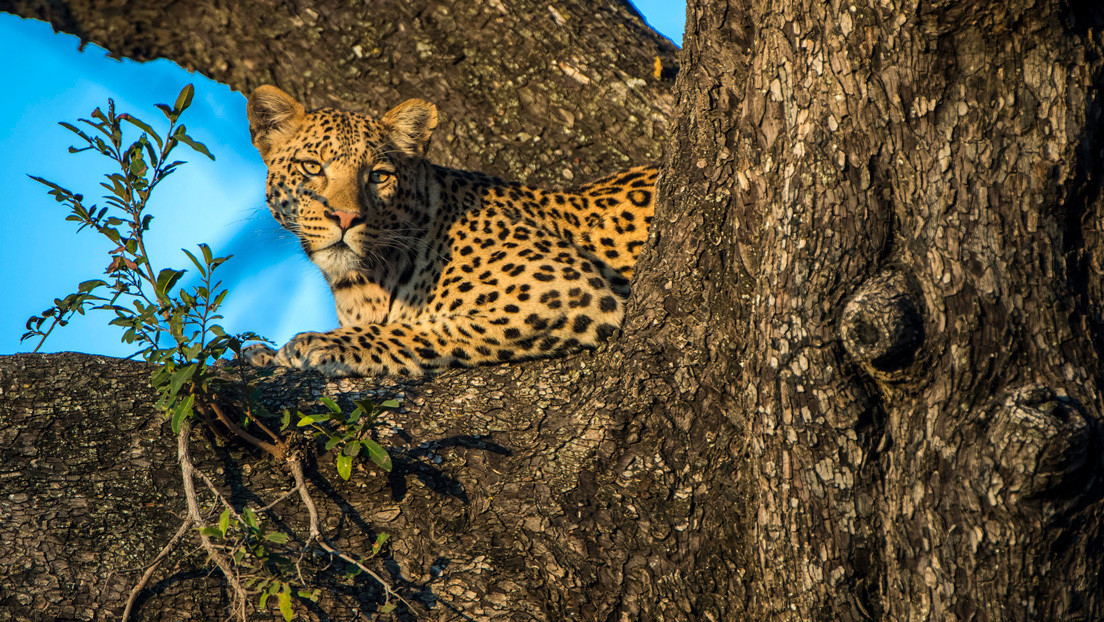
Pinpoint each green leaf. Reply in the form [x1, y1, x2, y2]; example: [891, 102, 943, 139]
[171, 394, 194, 435]
[199, 525, 222, 537]
[161, 160, 184, 177]
[380, 603, 397, 613]
[184, 343, 202, 361]
[168, 364, 196, 403]
[150, 366, 171, 388]
[126, 143, 149, 179]
[141, 134, 159, 165]
[259, 591, 270, 609]
[342, 565, 363, 581]
[372, 532, 390, 555]
[27, 175, 61, 192]
[264, 531, 289, 544]
[218, 508, 230, 536]
[280, 409, 291, 431]
[77, 280, 108, 294]
[120, 114, 164, 150]
[100, 177, 124, 200]
[176, 132, 215, 161]
[320, 396, 341, 414]
[243, 507, 259, 530]
[380, 399, 401, 409]
[343, 440, 362, 458]
[199, 242, 214, 265]
[212, 289, 229, 308]
[182, 247, 206, 275]
[296, 414, 329, 427]
[346, 409, 363, 426]
[335, 453, 353, 481]
[169, 313, 184, 340]
[297, 589, 320, 602]
[174, 84, 195, 115]
[363, 439, 392, 472]
[57, 121, 91, 142]
[324, 436, 341, 451]
[278, 583, 294, 621]
[154, 268, 186, 300]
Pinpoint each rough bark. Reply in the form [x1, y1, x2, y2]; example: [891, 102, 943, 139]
[1, 0, 677, 186]
[0, 351, 680, 620]
[686, 0, 1104, 618]
[4, 0, 1104, 621]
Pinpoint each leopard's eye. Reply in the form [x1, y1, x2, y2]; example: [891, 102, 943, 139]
[299, 160, 323, 176]
[368, 170, 393, 184]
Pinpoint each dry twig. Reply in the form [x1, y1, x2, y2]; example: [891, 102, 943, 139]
[178, 418, 250, 621]
[121, 518, 193, 622]
[287, 453, 416, 613]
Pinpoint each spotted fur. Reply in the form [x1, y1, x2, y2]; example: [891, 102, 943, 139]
[243, 85, 655, 377]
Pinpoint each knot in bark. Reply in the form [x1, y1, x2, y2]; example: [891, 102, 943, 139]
[840, 271, 923, 376]
[992, 385, 1099, 501]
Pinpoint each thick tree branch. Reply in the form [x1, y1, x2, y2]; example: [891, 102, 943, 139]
[0, 0, 677, 186]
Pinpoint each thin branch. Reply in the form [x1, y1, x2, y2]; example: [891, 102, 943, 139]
[205, 400, 286, 460]
[239, 401, 285, 447]
[121, 517, 193, 622]
[287, 454, 416, 613]
[257, 486, 300, 514]
[178, 418, 249, 621]
[197, 466, 297, 521]
[198, 469, 245, 525]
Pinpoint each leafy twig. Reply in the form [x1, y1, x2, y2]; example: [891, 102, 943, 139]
[29, 85, 406, 622]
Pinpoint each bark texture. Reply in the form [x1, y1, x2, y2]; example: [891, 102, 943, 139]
[690, 0, 1104, 618]
[0, 351, 690, 620]
[5, 0, 1104, 620]
[1, 0, 677, 186]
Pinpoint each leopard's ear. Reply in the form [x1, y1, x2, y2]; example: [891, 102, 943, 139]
[381, 99, 438, 157]
[247, 85, 306, 161]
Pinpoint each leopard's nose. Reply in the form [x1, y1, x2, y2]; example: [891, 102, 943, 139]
[325, 210, 365, 231]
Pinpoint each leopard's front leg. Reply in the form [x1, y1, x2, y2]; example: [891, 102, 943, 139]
[251, 308, 592, 377]
[271, 331, 361, 377]
[264, 319, 485, 377]
[242, 332, 363, 376]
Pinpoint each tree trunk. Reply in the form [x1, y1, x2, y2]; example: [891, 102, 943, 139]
[662, 0, 1104, 618]
[4, 0, 1104, 621]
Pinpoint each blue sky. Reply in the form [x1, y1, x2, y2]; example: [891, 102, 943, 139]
[0, 4, 684, 357]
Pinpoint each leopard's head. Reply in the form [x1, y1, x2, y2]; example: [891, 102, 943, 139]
[246, 85, 438, 279]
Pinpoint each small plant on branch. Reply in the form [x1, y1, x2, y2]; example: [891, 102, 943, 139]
[24, 86, 409, 621]
[22, 84, 258, 424]
[292, 396, 398, 480]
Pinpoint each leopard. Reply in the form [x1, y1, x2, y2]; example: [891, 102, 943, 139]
[242, 84, 655, 377]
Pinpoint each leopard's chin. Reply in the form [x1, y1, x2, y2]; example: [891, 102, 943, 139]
[311, 242, 364, 277]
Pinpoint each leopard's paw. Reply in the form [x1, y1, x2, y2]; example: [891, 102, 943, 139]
[240, 343, 279, 367]
[273, 332, 356, 377]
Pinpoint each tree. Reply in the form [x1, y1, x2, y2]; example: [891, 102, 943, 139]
[2, 0, 1103, 620]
